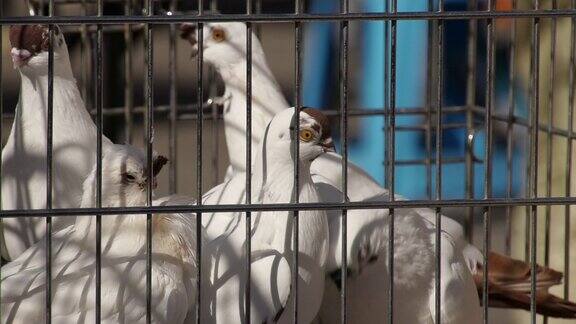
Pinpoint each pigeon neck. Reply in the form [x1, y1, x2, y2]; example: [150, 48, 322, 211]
[17, 61, 96, 135]
[218, 56, 285, 106]
[252, 149, 315, 203]
[76, 171, 146, 237]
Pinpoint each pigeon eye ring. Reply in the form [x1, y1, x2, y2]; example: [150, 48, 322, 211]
[299, 129, 315, 142]
[211, 28, 226, 42]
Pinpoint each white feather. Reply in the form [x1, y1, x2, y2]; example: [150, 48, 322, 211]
[195, 22, 482, 323]
[1, 28, 112, 260]
[1, 145, 196, 324]
[195, 108, 329, 323]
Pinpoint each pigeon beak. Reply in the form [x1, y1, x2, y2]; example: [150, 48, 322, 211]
[179, 23, 199, 57]
[10, 48, 32, 68]
[321, 138, 336, 153]
[139, 178, 158, 190]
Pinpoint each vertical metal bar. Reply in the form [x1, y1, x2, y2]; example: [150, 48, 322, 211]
[434, 1, 444, 323]
[543, 0, 558, 314]
[383, 0, 390, 189]
[530, 0, 541, 322]
[245, 0, 253, 322]
[209, 94, 219, 184]
[145, 1, 154, 323]
[45, 1, 55, 323]
[505, 0, 518, 257]
[465, 0, 478, 243]
[169, 0, 178, 194]
[339, 0, 349, 322]
[293, 0, 303, 322]
[483, 1, 496, 322]
[39, 0, 45, 16]
[124, 0, 133, 144]
[387, 1, 397, 324]
[95, 0, 104, 322]
[209, 0, 219, 185]
[425, 0, 434, 200]
[210, 0, 218, 11]
[543, 1, 558, 285]
[196, 1, 205, 322]
[80, 0, 89, 107]
[255, 0, 263, 36]
[565, 0, 576, 301]
[0, 0, 4, 311]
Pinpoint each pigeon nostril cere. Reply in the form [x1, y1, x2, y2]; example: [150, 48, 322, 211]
[10, 48, 33, 67]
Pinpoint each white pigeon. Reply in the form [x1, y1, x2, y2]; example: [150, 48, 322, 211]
[181, 22, 576, 322]
[2, 24, 112, 260]
[1, 144, 198, 324]
[197, 107, 330, 323]
[180, 22, 288, 179]
[180, 21, 480, 323]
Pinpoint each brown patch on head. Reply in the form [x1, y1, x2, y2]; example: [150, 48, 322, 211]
[302, 108, 332, 140]
[152, 155, 168, 177]
[179, 23, 197, 45]
[9, 25, 51, 54]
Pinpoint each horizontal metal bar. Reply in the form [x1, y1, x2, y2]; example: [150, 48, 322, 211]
[1, 196, 576, 218]
[4, 102, 572, 143]
[30, 0, 173, 3]
[61, 24, 146, 34]
[1, 10, 575, 25]
[394, 156, 479, 165]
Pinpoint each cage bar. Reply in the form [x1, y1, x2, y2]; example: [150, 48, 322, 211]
[386, 0, 398, 323]
[168, 0, 178, 194]
[505, 0, 518, 258]
[465, 0, 478, 244]
[434, 0, 444, 323]
[245, 0, 253, 322]
[339, 0, 349, 322]
[124, 0, 133, 143]
[94, 0, 103, 322]
[483, 1, 496, 322]
[195, 1, 205, 323]
[292, 0, 303, 319]
[5, 10, 576, 25]
[529, 1, 541, 322]
[544, 2, 559, 284]
[144, 1, 154, 323]
[567, 0, 576, 302]
[45, 1, 55, 322]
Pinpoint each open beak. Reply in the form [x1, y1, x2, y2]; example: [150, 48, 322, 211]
[321, 138, 336, 153]
[10, 48, 32, 68]
[179, 23, 199, 57]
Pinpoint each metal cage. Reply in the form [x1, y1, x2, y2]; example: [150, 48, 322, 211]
[0, 0, 575, 323]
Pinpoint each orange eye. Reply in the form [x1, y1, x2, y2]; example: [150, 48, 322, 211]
[212, 28, 226, 42]
[299, 129, 315, 142]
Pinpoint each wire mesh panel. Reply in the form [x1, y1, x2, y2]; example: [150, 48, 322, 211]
[0, 0, 575, 323]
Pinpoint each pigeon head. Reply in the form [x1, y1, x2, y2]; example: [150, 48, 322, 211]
[180, 22, 265, 68]
[81, 144, 168, 208]
[9, 24, 69, 73]
[263, 107, 335, 163]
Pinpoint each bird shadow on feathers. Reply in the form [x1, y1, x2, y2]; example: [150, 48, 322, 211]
[160, 184, 293, 324]
[1, 141, 89, 251]
[1, 215, 196, 323]
[200, 183, 291, 323]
